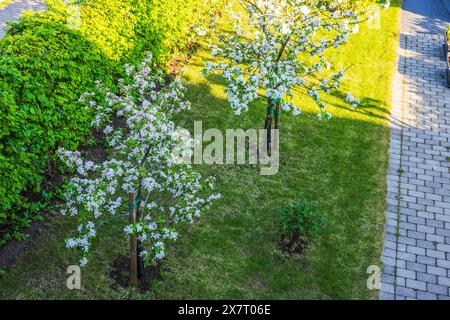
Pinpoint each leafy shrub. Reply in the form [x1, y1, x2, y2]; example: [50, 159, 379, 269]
[0, 8, 113, 242]
[131, 0, 222, 64]
[0, 0, 222, 244]
[275, 200, 327, 253]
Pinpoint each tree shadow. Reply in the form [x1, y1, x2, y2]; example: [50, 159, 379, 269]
[158, 74, 402, 299]
[330, 93, 390, 121]
[401, 0, 450, 34]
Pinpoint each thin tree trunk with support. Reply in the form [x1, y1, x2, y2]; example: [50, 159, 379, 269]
[264, 99, 281, 151]
[274, 100, 281, 129]
[136, 196, 145, 278]
[129, 192, 138, 287]
[264, 101, 275, 151]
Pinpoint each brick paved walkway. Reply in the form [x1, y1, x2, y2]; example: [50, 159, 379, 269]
[0, 0, 45, 38]
[380, 1, 450, 300]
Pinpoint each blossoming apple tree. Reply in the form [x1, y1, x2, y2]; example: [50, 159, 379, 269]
[203, 0, 390, 133]
[58, 54, 220, 278]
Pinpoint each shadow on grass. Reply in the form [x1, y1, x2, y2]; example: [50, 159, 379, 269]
[0, 69, 394, 299]
[160, 77, 393, 299]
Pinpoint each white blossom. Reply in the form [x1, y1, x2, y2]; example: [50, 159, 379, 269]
[79, 258, 88, 267]
[203, 0, 383, 118]
[346, 92, 360, 108]
[60, 54, 219, 267]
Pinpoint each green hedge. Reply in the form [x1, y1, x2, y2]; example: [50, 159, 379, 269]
[0, 0, 221, 244]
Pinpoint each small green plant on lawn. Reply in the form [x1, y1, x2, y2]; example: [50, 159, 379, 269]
[275, 200, 327, 254]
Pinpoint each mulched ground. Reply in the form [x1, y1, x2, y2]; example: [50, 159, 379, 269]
[109, 255, 161, 293]
[279, 232, 309, 255]
[0, 220, 46, 268]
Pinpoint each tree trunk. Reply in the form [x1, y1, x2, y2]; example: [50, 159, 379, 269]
[264, 102, 274, 151]
[264, 100, 281, 151]
[129, 193, 138, 287]
[136, 194, 145, 278]
[274, 101, 281, 129]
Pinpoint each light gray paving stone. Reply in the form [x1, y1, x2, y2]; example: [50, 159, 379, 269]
[417, 239, 436, 250]
[416, 255, 436, 266]
[437, 259, 450, 269]
[398, 251, 416, 262]
[427, 283, 448, 295]
[417, 272, 437, 284]
[383, 265, 396, 276]
[417, 225, 435, 234]
[407, 261, 427, 273]
[436, 228, 450, 237]
[380, 282, 395, 294]
[396, 277, 406, 287]
[382, 273, 395, 285]
[398, 236, 417, 246]
[407, 246, 425, 255]
[437, 277, 450, 287]
[417, 291, 437, 300]
[397, 268, 416, 279]
[436, 243, 450, 252]
[426, 219, 444, 228]
[379, 291, 395, 300]
[427, 265, 447, 276]
[406, 279, 427, 291]
[396, 286, 417, 299]
[426, 249, 446, 259]
[426, 234, 445, 243]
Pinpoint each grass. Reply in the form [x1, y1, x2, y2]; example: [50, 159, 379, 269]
[0, 1, 401, 299]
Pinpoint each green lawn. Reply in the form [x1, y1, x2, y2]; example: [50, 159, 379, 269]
[0, 1, 401, 299]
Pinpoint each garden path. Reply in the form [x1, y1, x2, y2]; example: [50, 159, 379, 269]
[380, 0, 450, 300]
[0, 0, 45, 38]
